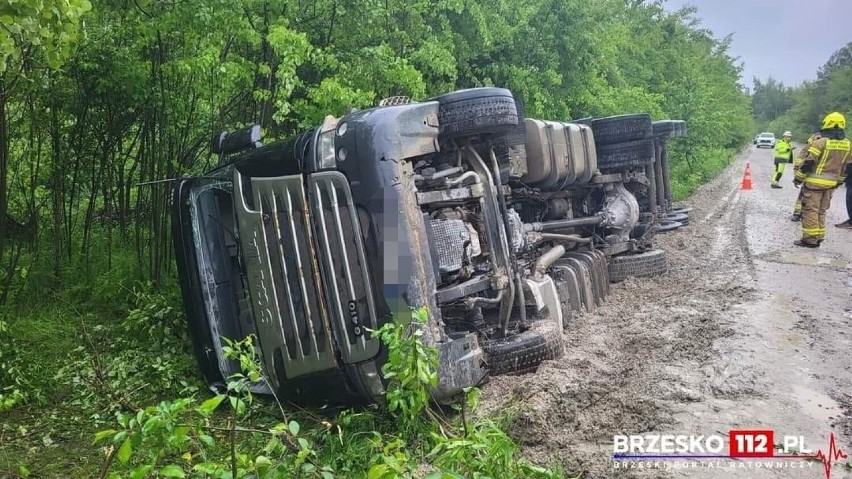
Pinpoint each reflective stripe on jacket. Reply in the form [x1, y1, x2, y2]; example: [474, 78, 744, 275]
[799, 137, 851, 189]
[794, 133, 822, 181]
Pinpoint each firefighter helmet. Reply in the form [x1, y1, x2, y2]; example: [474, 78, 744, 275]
[821, 112, 846, 130]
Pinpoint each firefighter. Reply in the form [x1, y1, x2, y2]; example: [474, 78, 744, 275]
[771, 131, 794, 188]
[793, 112, 852, 247]
[790, 132, 822, 221]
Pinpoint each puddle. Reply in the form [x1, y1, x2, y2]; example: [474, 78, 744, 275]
[760, 251, 850, 269]
[789, 384, 843, 424]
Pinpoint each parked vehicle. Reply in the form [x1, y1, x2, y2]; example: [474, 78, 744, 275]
[172, 88, 689, 405]
[756, 132, 776, 148]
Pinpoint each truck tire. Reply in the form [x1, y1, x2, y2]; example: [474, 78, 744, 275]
[609, 249, 668, 283]
[665, 212, 689, 223]
[482, 320, 564, 376]
[432, 88, 518, 138]
[597, 139, 655, 170]
[653, 219, 682, 233]
[492, 97, 527, 182]
[590, 114, 652, 145]
[652, 120, 687, 138]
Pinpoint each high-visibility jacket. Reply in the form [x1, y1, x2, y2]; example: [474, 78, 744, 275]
[774, 138, 793, 161]
[794, 135, 851, 189]
[793, 133, 821, 172]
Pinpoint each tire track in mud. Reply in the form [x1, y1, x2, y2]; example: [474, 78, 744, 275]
[479, 151, 762, 478]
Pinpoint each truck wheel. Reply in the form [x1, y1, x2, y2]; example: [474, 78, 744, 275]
[608, 249, 668, 283]
[665, 212, 689, 223]
[433, 87, 518, 138]
[482, 320, 564, 376]
[492, 97, 527, 182]
[590, 114, 652, 145]
[652, 120, 687, 138]
[653, 219, 682, 233]
[596, 139, 655, 170]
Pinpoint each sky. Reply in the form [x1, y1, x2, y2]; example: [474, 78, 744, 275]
[662, 0, 852, 90]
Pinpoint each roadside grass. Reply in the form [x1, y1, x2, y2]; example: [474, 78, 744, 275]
[669, 146, 740, 201]
[0, 282, 204, 478]
[1, 306, 100, 478]
[1, 401, 104, 477]
[1, 291, 564, 478]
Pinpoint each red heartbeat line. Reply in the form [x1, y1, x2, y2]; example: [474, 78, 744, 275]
[811, 433, 848, 479]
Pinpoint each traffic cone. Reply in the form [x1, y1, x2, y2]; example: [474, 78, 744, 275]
[741, 162, 753, 190]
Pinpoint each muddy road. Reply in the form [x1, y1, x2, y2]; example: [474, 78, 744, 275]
[481, 146, 852, 478]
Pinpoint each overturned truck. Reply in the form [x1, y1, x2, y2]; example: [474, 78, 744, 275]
[172, 88, 688, 404]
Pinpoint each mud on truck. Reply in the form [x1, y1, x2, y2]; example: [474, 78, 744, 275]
[171, 87, 688, 405]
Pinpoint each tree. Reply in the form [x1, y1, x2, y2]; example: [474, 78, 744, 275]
[752, 77, 792, 123]
[0, 0, 91, 292]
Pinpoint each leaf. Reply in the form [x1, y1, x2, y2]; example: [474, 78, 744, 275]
[129, 466, 153, 479]
[93, 429, 117, 444]
[197, 394, 226, 415]
[287, 420, 300, 436]
[367, 464, 389, 479]
[159, 465, 186, 478]
[117, 438, 132, 463]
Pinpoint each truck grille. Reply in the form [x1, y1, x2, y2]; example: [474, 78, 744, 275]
[308, 172, 379, 363]
[233, 170, 378, 386]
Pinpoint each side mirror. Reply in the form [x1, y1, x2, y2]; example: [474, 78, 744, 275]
[212, 125, 262, 155]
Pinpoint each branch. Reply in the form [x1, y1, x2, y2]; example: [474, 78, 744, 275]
[132, 0, 153, 18]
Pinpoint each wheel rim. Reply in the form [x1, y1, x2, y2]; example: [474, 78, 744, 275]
[653, 220, 682, 233]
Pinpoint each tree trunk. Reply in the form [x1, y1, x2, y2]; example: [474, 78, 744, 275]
[0, 80, 8, 261]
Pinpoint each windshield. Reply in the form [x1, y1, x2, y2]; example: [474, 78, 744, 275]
[759, 133, 775, 139]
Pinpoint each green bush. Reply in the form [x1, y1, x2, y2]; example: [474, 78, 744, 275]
[93, 310, 566, 479]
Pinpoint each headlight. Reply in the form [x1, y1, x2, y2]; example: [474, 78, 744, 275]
[316, 115, 339, 170]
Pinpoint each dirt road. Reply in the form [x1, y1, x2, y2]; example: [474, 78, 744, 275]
[481, 146, 852, 479]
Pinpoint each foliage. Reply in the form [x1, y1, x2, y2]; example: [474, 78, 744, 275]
[0, 0, 92, 72]
[0, 0, 751, 300]
[752, 77, 793, 125]
[758, 42, 852, 142]
[0, 316, 44, 411]
[88, 310, 563, 479]
[373, 307, 438, 425]
[54, 282, 199, 420]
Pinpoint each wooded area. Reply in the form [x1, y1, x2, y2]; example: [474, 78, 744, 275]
[752, 42, 852, 137]
[0, 0, 751, 301]
[0, 0, 754, 477]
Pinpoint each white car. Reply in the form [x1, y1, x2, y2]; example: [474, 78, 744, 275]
[755, 132, 776, 148]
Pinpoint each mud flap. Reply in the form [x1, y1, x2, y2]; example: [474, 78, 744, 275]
[523, 275, 564, 330]
[432, 334, 487, 404]
[555, 257, 596, 313]
[553, 266, 584, 322]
